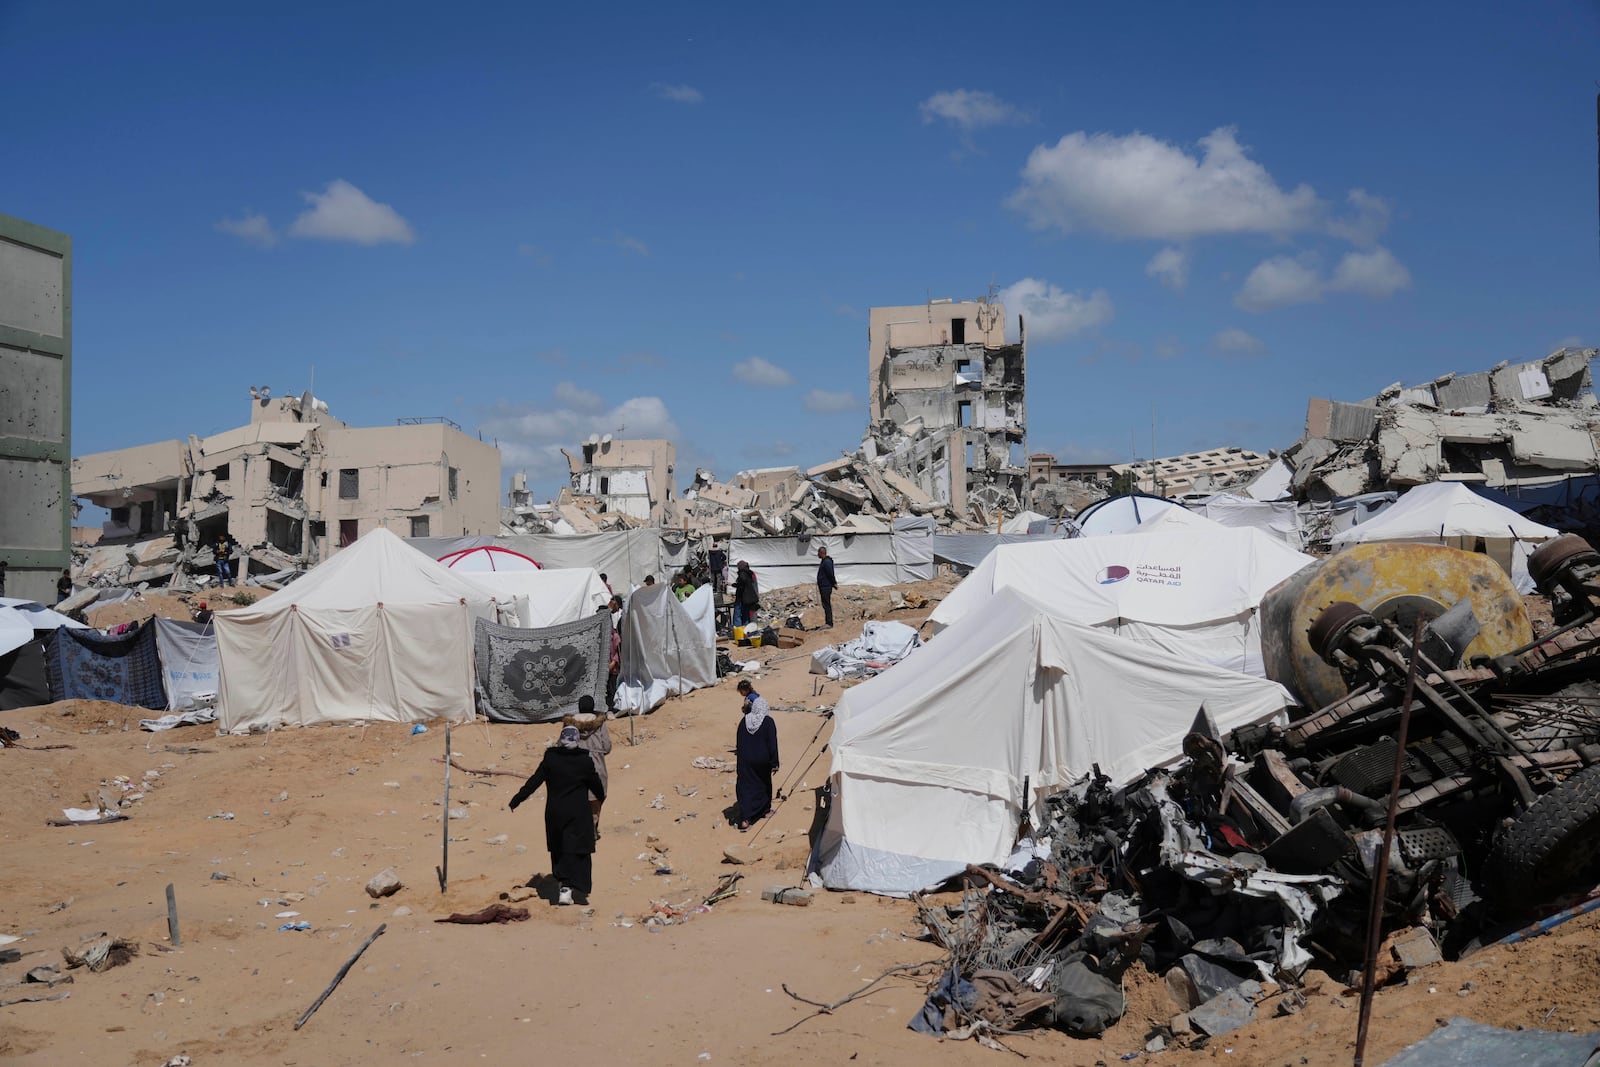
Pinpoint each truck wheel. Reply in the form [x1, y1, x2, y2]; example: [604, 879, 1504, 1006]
[1488, 764, 1600, 901]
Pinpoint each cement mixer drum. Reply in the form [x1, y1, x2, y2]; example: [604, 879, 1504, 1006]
[1260, 542, 1532, 710]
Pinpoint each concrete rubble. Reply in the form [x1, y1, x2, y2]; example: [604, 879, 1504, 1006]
[1282, 347, 1600, 501]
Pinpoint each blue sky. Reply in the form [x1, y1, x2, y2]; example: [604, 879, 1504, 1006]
[6, 2, 1598, 500]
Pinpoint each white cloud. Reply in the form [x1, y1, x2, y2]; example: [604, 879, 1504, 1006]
[1008, 126, 1322, 240]
[1211, 327, 1266, 358]
[804, 389, 857, 414]
[651, 83, 704, 104]
[288, 180, 415, 245]
[998, 278, 1113, 342]
[1236, 245, 1411, 311]
[1145, 246, 1189, 291]
[615, 234, 650, 257]
[1235, 255, 1325, 312]
[216, 212, 276, 247]
[553, 381, 605, 413]
[919, 89, 1027, 130]
[482, 395, 680, 483]
[1327, 189, 1392, 246]
[1330, 246, 1411, 298]
[732, 357, 794, 388]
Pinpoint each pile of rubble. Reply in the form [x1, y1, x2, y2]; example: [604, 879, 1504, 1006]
[1282, 347, 1600, 501]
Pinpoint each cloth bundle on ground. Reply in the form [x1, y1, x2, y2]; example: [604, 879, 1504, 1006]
[43, 623, 166, 709]
[152, 617, 219, 711]
[474, 612, 609, 723]
[808, 620, 923, 680]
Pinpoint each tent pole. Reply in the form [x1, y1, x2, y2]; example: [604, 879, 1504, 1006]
[438, 723, 451, 892]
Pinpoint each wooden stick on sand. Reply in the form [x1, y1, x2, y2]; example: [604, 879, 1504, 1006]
[294, 923, 387, 1031]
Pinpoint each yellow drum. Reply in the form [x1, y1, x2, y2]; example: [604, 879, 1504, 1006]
[1260, 542, 1532, 710]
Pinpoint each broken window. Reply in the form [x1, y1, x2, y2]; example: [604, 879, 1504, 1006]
[339, 519, 358, 547]
[339, 468, 359, 499]
[213, 463, 230, 481]
[448, 467, 458, 499]
[110, 505, 130, 525]
[269, 459, 303, 497]
[265, 510, 301, 554]
[599, 475, 610, 495]
[958, 401, 972, 428]
[309, 520, 326, 541]
[410, 515, 430, 537]
[951, 318, 966, 344]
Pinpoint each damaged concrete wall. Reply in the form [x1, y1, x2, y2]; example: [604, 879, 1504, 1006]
[0, 213, 72, 605]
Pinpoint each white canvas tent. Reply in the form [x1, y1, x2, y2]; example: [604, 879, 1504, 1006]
[928, 528, 1315, 677]
[215, 528, 499, 732]
[463, 568, 611, 628]
[613, 584, 716, 713]
[1328, 481, 1559, 593]
[813, 588, 1294, 894]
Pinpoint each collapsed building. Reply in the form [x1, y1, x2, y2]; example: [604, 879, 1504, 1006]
[71, 392, 500, 588]
[865, 298, 1028, 525]
[1284, 347, 1600, 500]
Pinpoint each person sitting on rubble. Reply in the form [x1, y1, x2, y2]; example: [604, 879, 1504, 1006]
[734, 678, 779, 831]
[56, 569, 73, 603]
[672, 571, 695, 602]
[212, 534, 237, 586]
[191, 601, 213, 625]
[732, 561, 759, 629]
[509, 724, 605, 906]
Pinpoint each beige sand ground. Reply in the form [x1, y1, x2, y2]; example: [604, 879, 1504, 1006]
[5, 582, 1599, 1066]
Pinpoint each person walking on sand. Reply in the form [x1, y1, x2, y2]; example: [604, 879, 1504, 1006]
[734, 679, 779, 830]
[573, 695, 611, 841]
[509, 725, 605, 906]
[815, 545, 837, 629]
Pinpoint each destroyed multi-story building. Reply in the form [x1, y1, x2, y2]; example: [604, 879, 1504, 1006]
[1284, 347, 1600, 500]
[560, 437, 676, 525]
[0, 213, 73, 605]
[1111, 447, 1274, 499]
[71, 392, 499, 587]
[865, 298, 1027, 521]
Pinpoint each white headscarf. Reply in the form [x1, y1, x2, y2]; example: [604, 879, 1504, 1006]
[742, 691, 769, 734]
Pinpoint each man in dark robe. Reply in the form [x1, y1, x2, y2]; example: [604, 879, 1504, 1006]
[734, 679, 779, 830]
[816, 546, 837, 628]
[509, 725, 605, 905]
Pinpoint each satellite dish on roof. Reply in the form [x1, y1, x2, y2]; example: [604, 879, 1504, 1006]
[601, 433, 613, 446]
[298, 389, 314, 414]
[260, 386, 272, 398]
[587, 433, 601, 446]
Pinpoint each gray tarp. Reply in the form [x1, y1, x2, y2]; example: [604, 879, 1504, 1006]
[730, 520, 935, 592]
[408, 530, 690, 589]
[931, 532, 1071, 570]
[614, 584, 715, 713]
[152, 617, 220, 711]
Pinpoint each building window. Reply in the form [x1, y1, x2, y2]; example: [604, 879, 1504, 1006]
[339, 519, 359, 547]
[951, 317, 966, 344]
[448, 467, 458, 500]
[213, 463, 230, 481]
[410, 515, 430, 538]
[339, 468, 359, 499]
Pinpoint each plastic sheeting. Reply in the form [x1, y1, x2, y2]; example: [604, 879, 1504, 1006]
[812, 588, 1293, 894]
[928, 528, 1316, 678]
[808, 621, 922, 680]
[152, 617, 219, 711]
[0, 596, 86, 656]
[1075, 494, 1180, 536]
[931, 531, 1072, 569]
[216, 529, 496, 732]
[463, 568, 611, 628]
[409, 530, 690, 590]
[1197, 494, 1305, 549]
[613, 584, 716, 713]
[728, 524, 935, 592]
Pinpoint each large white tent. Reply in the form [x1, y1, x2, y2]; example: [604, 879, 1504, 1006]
[928, 527, 1315, 676]
[1328, 481, 1559, 592]
[463, 567, 611, 628]
[215, 528, 499, 732]
[813, 588, 1294, 894]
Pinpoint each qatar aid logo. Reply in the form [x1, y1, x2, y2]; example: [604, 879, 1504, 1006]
[1097, 565, 1131, 585]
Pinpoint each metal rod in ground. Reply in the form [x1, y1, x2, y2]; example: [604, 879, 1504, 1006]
[165, 883, 181, 947]
[1353, 617, 1424, 1067]
[438, 723, 452, 892]
[294, 923, 387, 1031]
